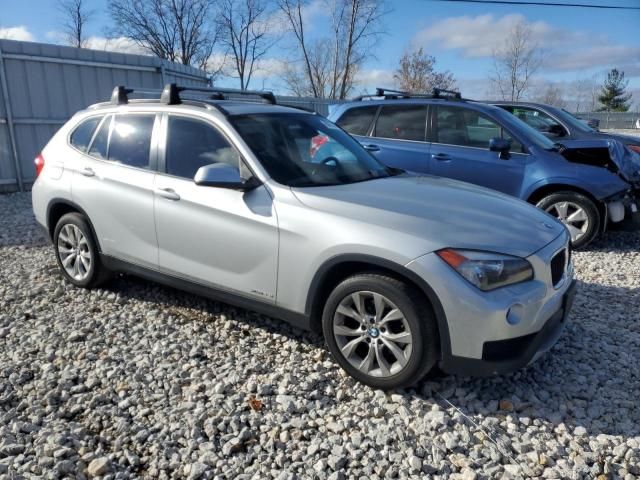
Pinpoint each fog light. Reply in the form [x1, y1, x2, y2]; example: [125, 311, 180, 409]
[506, 304, 523, 325]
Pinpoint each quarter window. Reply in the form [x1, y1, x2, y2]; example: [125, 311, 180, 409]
[108, 115, 155, 169]
[70, 117, 101, 152]
[435, 107, 524, 153]
[166, 116, 239, 179]
[374, 105, 428, 142]
[335, 106, 378, 136]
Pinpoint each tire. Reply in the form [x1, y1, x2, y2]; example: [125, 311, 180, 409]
[322, 273, 438, 390]
[536, 191, 600, 249]
[53, 212, 112, 288]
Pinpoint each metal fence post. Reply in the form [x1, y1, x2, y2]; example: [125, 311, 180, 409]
[0, 43, 24, 192]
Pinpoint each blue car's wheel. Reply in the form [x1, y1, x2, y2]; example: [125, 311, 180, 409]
[537, 192, 600, 248]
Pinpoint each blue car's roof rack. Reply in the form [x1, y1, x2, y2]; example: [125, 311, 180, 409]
[354, 87, 466, 101]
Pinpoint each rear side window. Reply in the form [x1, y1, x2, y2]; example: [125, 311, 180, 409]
[374, 105, 428, 141]
[108, 115, 155, 169]
[165, 116, 239, 179]
[435, 106, 523, 152]
[335, 106, 378, 136]
[88, 116, 111, 160]
[70, 117, 101, 152]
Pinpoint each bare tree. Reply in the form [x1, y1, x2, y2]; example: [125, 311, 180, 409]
[108, 0, 221, 70]
[394, 47, 455, 93]
[218, 0, 275, 90]
[277, 0, 386, 99]
[534, 82, 565, 108]
[57, 0, 94, 48]
[490, 21, 543, 101]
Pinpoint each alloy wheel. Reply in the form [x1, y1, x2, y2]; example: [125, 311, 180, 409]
[57, 224, 92, 281]
[542, 201, 589, 243]
[332, 291, 413, 378]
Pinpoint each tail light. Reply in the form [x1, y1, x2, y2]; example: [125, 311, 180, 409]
[628, 145, 640, 154]
[35, 154, 45, 177]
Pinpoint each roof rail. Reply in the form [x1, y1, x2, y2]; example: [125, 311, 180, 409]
[160, 83, 277, 105]
[354, 87, 466, 101]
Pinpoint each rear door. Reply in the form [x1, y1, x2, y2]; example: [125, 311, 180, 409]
[428, 105, 526, 197]
[71, 112, 159, 267]
[366, 104, 431, 172]
[152, 113, 278, 301]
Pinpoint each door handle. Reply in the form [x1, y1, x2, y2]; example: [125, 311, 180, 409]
[80, 167, 95, 177]
[363, 144, 380, 152]
[432, 153, 451, 161]
[155, 187, 180, 201]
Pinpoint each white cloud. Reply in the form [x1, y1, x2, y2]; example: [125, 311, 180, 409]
[413, 14, 640, 76]
[84, 36, 148, 55]
[0, 26, 35, 42]
[414, 14, 552, 58]
[354, 68, 395, 89]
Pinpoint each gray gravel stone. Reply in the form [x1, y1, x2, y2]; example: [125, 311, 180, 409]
[1, 191, 639, 479]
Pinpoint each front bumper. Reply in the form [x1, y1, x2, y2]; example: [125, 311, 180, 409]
[604, 188, 639, 227]
[442, 279, 576, 376]
[406, 230, 574, 377]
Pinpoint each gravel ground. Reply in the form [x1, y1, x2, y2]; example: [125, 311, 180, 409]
[1, 192, 639, 480]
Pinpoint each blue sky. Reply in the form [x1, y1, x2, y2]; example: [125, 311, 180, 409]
[1, 0, 639, 105]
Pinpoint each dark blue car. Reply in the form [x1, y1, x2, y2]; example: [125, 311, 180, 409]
[491, 101, 640, 153]
[328, 89, 640, 248]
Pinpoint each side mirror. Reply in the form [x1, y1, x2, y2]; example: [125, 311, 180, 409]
[489, 137, 511, 159]
[194, 163, 261, 191]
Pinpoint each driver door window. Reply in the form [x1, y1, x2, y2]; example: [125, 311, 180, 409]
[165, 116, 243, 179]
[435, 107, 524, 153]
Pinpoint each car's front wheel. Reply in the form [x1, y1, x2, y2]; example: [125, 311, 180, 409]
[536, 191, 600, 248]
[322, 273, 438, 389]
[53, 212, 111, 288]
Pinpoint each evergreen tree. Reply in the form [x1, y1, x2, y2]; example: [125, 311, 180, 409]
[598, 69, 632, 112]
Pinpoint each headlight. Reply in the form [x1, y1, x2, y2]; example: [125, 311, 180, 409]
[436, 249, 533, 291]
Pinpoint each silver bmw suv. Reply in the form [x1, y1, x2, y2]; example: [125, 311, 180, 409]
[32, 84, 576, 389]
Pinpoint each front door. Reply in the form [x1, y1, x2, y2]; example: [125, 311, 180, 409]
[428, 106, 526, 197]
[153, 114, 278, 302]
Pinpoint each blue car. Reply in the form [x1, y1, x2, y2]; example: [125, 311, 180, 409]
[328, 89, 640, 248]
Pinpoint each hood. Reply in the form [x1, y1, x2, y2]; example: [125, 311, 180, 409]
[557, 139, 640, 184]
[292, 174, 566, 258]
[595, 131, 640, 148]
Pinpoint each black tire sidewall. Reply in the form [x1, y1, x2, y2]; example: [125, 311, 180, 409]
[322, 274, 437, 390]
[537, 192, 600, 249]
[53, 213, 101, 288]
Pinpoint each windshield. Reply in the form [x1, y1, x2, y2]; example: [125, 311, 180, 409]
[231, 113, 394, 187]
[491, 107, 557, 150]
[556, 108, 596, 133]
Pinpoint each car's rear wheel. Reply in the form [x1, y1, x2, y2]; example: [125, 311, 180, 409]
[322, 273, 438, 389]
[53, 212, 111, 288]
[536, 191, 600, 249]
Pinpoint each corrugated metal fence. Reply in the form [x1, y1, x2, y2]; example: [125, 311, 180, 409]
[0, 39, 209, 192]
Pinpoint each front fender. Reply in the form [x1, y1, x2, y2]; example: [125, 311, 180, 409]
[524, 174, 629, 202]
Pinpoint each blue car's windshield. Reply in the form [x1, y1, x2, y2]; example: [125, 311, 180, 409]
[490, 107, 557, 150]
[231, 113, 395, 187]
[555, 108, 597, 133]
